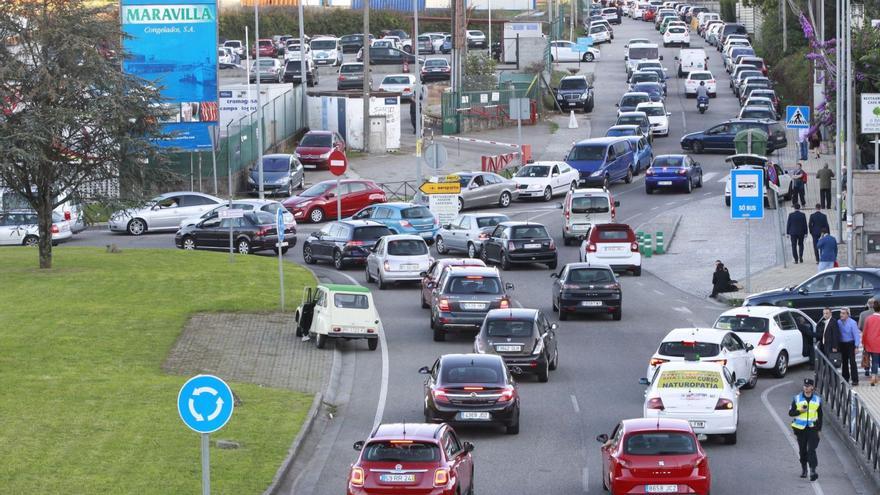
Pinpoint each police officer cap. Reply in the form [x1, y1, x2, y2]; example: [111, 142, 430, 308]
[803, 378, 815, 386]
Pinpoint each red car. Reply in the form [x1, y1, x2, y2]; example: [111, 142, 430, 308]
[252, 38, 275, 58]
[294, 130, 346, 170]
[282, 179, 386, 223]
[348, 423, 475, 495]
[597, 418, 711, 495]
[643, 8, 656, 22]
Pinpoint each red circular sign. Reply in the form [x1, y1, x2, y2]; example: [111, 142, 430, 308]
[328, 149, 348, 177]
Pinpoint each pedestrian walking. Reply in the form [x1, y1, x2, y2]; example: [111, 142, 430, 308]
[709, 261, 738, 298]
[798, 128, 810, 160]
[859, 298, 877, 377]
[409, 97, 417, 135]
[863, 301, 880, 386]
[788, 378, 823, 481]
[786, 203, 808, 264]
[808, 205, 829, 263]
[816, 230, 837, 272]
[815, 164, 835, 209]
[791, 162, 807, 207]
[837, 308, 861, 386]
[815, 307, 840, 356]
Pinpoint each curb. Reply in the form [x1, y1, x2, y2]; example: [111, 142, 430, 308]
[262, 391, 323, 495]
[665, 213, 682, 251]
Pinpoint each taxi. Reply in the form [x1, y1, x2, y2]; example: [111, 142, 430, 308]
[294, 284, 382, 350]
[641, 360, 745, 444]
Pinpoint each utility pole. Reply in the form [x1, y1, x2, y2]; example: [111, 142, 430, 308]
[298, 0, 307, 127]
[254, 0, 264, 200]
[362, 0, 370, 152]
[845, 0, 855, 265]
[835, 0, 843, 241]
[453, 0, 467, 95]
[781, 0, 787, 53]
[414, 0, 423, 184]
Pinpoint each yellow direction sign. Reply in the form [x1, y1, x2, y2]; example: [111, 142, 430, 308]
[419, 181, 461, 195]
[442, 175, 459, 182]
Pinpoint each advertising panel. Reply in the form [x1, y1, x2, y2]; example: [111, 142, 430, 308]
[121, 0, 219, 150]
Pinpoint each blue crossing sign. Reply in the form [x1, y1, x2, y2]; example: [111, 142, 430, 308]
[730, 169, 764, 220]
[576, 36, 594, 52]
[785, 105, 810, 129]
[178, 375, 234, 434]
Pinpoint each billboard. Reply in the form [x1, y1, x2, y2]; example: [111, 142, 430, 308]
[121, 0, 219, 150]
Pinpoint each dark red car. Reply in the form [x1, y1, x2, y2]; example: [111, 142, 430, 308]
[348, 423, 475, 495]
[252, 38, 275, 58]
[419, 258, 486, 308]
[597, 418, 711, 495]
[282, 179, 386, 223]
[294, 130, 346, 170]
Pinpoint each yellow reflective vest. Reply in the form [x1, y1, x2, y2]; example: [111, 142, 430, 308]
[791, 393, 822, 430]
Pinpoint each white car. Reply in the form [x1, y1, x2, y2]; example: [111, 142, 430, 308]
[647, 328, 758, 389]
[223, 39, 244, 57]
[550, 40, 601, 62]
[108, 191, 224, 235]
[466, 30, 487, 48]
[579, 223, 641, 276]
[378, 74, 417, 101]
[365, 234, 433, 289]
[714, 306, 815, 377]
[284, 41, 310, 61]
[684, 70, 717, 97]
[723, 154, 793, 206]
[635, 101, 670, 136]
[663, 25, 690, 47]
[0, 210, 72, 246]
[588, 24, 612, 44]
[513, 161, 580, 201]
[624, 38, 652, 60]
[218, 47, 235, 68]
[294, 283, 381, 350]
[178, 199, 296, 229]
[642, 361, 744, 444]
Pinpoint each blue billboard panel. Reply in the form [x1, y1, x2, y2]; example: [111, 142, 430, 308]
[121, 0, 218, 150]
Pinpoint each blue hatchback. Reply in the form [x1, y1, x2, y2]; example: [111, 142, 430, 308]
[565, 137, 636, 188]
[645, 154, 703, 194]
[631, 82, 664, 102]
[349, 202, 439, 242]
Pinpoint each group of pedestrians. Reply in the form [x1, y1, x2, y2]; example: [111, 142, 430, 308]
[815, 299, 880, 387]
[786, 202, 837, 268]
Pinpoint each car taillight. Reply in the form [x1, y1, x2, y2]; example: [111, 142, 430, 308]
[350, 466, 365, 487]
[433, 468, 449, 487]
[548, 239, 556, 250]
[630, 242, 639, 252]
[715, 398, 734, 410]
[338, 75, 346, 81]
[586, 243, 597, 252]
[647, 397, 665, 410]
[51, 224, 59, 234]
[507, 241, 516, 251]
[758, 331, 775, 346]
[709, 79, 716, 83]
[499, 299, 510, 309]
[255, 227, 270, 237]
[442, 67, 450, 72]
[346, 241, 364, 248]
[497, 385, 515, 402]
[478, 232, 488, 240]
[438, 299, 450, 311]
[399, 220, 412, 228]
[650, 357, 669, 367]
[383, 261, 391, 271]
[432, 388, 450, 402]
[564, 210, 570, 219]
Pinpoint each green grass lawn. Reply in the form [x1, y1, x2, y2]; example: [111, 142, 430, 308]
[0, 248, 316, 494]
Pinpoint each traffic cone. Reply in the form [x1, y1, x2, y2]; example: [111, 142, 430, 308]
[568, 110, 578, 129]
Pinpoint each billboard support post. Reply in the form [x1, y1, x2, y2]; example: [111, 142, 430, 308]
[211, 126, 218, 195]
[298, 0, 307, 125]
[254, 0, 264, 200]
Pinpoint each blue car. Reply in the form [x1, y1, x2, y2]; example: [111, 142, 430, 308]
[565, 137, 637, 189]
[440, 35, 452, 54]
[631, 81, 664, 101]
[680, 118, 788, 154]
[645, 154, 703, 194]
[349, 202, 439, 242]
[605, 127, 653, 174]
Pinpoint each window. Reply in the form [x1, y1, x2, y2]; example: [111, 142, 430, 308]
[652, 156, 685, 168]
[156, 196, 180, 208]
[570, 196, 610, 213]
[401, 206, 432, 219]
[839, 273, 867, 290]
[472, 175, 485, 187]
[568, 145, 606, 161]
[441, 364, 502, 384]
[373, 207, 392, 219]
[485, 174, 502, 185]
[803, 273, 837, 292]
[363, 441, 440, 462]
[596, 228, 632, 242]
[458, 216, 472, 229]
[387, 239, 428, 256]
[334, 293, 369, 309]
[560, 78, 588, 90]
[352, 226, 392, 241]
[315, 289, 327, 307]
[624, 433, 696, 455]
[659, 341, 720, 357]
[486, 319, 534, 338]
[447, 276, 502, 294]
[476, 216, 504, 228]
[490, 225, 505, 238]
[715, 315, 769, 333]
[567, 268, 615, 284]
[329, 224, 348, 239]
[319, 223, 334, 236]
[775, 312, 799, 331]
[352, 207, 373, 220]
[510, 225, 549, 239]
[218, 217, 243, 229]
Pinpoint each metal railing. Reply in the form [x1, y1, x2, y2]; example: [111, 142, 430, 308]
[379, 181, 419, 202]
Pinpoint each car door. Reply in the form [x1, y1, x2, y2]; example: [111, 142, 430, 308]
[704, 123, 731, 151]
[559, 41, 576, 62]
[312, 223, 336, 259]
[774, 311, 803, 359]
[147, 194, 186, 229]
[368, 237, 385, 278]
[446, 429, 472, 490]
[197, 215, 225, 248]
[485, 225, 506, 261]
[793, 272, 840, 317]
[350, 205, 375, 221]
[177, 195, 218, 225]
[721, 333, 749, 381]
[836, 272, 875, 315]
[540, 311, 558, 359]
[600, 423, 623, 486]
[311, 288, 330, 334]
[447, 215, 467, 251]
[468, 174, 490, 206]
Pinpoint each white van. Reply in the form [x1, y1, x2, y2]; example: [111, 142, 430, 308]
[676, 48, 708, 77]
[309, 37, 342, 66]
[560, 187, 619, 245]
[625, 43, 661, 76]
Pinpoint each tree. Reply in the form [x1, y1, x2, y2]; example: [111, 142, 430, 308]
[462, 53, 498, 91]
[0, 0, 167, 268]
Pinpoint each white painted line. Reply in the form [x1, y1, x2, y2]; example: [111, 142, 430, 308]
[582, 467, 590, 493]
[636, 281, 645, 287]
[650, 206, 659, 211]
[652, 289, 664, 295]
[665, 201, 677, 206]
[702, 172, 717, 182]
[571, 394, 580, 413]
[673, 306, 694, 314]
[761, 381, 825, 495]
[718, 174, 730, 182]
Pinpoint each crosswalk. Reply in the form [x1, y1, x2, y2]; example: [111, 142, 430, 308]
[700, 172, 728, 183]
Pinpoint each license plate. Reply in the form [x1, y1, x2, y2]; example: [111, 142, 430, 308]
[573, 224, 590, 231]
[495, 345, 521, 352]
[524, 243, 542, 249]
[460, 411, 491, 420]
[462, 303, 486, 310]
[658, 181, 673, 185]
[568, 102, 577, 106]
[345, 327, 365, 333]
[379, 474, 416, 483]
[689, 420, 706, 429]
[581, 301, 602, 306]
[401, 264, 419, 270]
[606, 246, 625, 251]
[646, 485, 678, 493]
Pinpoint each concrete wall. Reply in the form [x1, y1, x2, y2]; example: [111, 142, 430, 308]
[307, 94, 401, 152]
[853, 170, 880, 266]
[517, 36, 549, 72]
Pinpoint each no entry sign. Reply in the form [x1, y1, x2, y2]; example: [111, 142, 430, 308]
[328, 149, 347, 176]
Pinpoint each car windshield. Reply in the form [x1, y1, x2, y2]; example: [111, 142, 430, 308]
[363, 441, 440, 462]
[476, 216, 506, 228]
[447, 276, 502, 294]
[441, 363, 502, 384]
[299, 182, 334, 197]
[334, 293, 369, 309]
[340, 64, 363, 73]
[486, 319, 534, 338]
[640, 106, 665, 117]
[560, 78, 588, 90]
[571, 196, 610, 213]
[621, 95, 648, 107]
[511, 225, 548, 239]
[401, 206, 433, 219]
[262, 156, 290, 172]
[652, 156, 684, 167]
[353, 226, 393, 241]
[425, 59, 447, 67]
[659, 341, 721, 357]
[629, 47, 658, 59]
[300, 134, 332, 147]
[311, 40, 336, 50]
[456, 175, 473, 187]
[741, 109, 771, 119]
[515, 165, 550, 178]
[624, 433, 697, 456]
[714, 315, 770, 333]
[568, 145, 606, 161]
[618, 116, 645, 126]
[383, 76, 410, 84]
[387, 239, 428, 256]
[607, 128, 637, 137]
[254, 60, 276, 68]
[567, 268, 615, 283]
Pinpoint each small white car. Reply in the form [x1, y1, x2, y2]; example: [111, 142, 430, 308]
[714, 306, 815, 377]
[294, 284, 382, 350]
[284, 41, 311, 61]
[378, 74, 417, 100]
[663, 25, 690, 47]
[685, 70, 717, 97]
[647, 328, 758, 389]
[0, 210, 72, 246]
[642, 361, 744, 444]
[513, 161, 580, 201]
[224, 39, 244, 57]
[365, 234, 432, 289]
[550, 40, 601, 63]
[579, 223, 641, 276]
[218, 47, 235, 69]
[635, 101, 670, 137]
[466, 30, 487, 48]
[588, 24, 612, 44]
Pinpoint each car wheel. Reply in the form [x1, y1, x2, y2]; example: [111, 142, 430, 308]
[773, 351, 789, 378]
[303, 244, 316, 264]
[547, 259, 557, 270]
[743, 363, 758, 389]
[584, 52, 594, 62]
[693, 141, 704, 154]
[537, 360, 550, 382]
[552, 295, 558, 312]
[480, 247, 489, 264]
[127, 218, 146, 236]
[549, 54, 555, 62]
[365, 265, 374, 283]
[697, 172, 703, 187]
[421, 291, 429, 308]
[624, 168, 633, 184]
[550, 349, 559, 370]
[308, 207, 325, 223]
[457, 197, 464, 212]
[299, 175, 305, 189]
[570, 180, 578, 191]
[542, 186, 552, 202]
[633, 266, 642, 276]
[725, 196, 731, 207]
[646, 186, 654, 195]
[686, 178, 693, 193]
[333, 250, 345, 270]
[377, 271, 388, 290]
[287, 183, 295, 197]
[602, 175, 610, 190]
[315, 333, 327, 349]
[466, 242, 477, 259]
[236, 239, 251, 254]
[498, 191, 512, 207]
[500, 253, 511, 270]
[585, 99, 594, 113]
[435, 236, 448, 254]
[182, 236, 196, 250]
[432, 323, 446, 342]
[23, 235, 39, 247]
[367, 338, 378, 351]
[723, 431, 738, 445]
[505, 409, 520, 435]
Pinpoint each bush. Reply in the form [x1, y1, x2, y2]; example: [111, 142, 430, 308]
[720, 0, 736, 22]
[462, 53, 497, 91]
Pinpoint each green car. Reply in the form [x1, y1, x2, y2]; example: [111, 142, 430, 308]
[655, 13, 676, 30]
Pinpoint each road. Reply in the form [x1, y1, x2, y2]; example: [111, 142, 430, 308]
[68, 18, 872, 495]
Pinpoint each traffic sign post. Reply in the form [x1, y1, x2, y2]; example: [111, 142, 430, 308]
[219, 208, 245, 262]
[327, 149, 348, 221]
[730, 169, 764, 293]
[178, 375, 235, 495]
[420, 179, 461, 226]
[785, 105, 810, 129]
[422, 143, 448, 172]
[276, 208, 286, 312]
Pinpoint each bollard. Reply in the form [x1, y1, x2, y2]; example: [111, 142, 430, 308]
[655, 231, 665, 254]
[643, 233, 653, 257]
[637, 231, 646, 255]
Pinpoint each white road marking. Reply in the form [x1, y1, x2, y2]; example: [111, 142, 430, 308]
[582, 467, 590, 493]
[761, 381, 825, 495]
[718, 174, 730, 182]
[673, 306, 693, 314]
[571, 394, 580, 413]
[650, 206, 659, 211]
[652, 289, 664, 295]
[665, 201, 677, 206]
[635, 281, 645, 287]
[701, 172, 718, 182]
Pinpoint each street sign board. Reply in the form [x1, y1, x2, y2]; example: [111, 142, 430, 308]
[576, 36, 593, 51]
[177, 375, 234, 434]
[275, 208, 288, 247]
[860, 93, 880, 133]
[422, 143, 448, 171]
[510, 98, 531, 120]
[328, 149, 347, 176]
[419, 182, 461, 195]
[442, 175, 459, 182]
[219, 208, 244, 219]
[730, 169, 764, 220]
[429, 194, 459, 225]
[785, 105, 810, 129]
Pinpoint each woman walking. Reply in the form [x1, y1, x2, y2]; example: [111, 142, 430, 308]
[863, 300, 880, 386]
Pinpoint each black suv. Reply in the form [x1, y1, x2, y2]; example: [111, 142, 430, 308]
[473, 308, 559, 382]
[302, 220, 392, 269]
[420, 353, 521, 434]
[551, 263, 623, 321]
[283, 59, 318, 86]
[480, 221, 558, 270]
[428, 266, 514, 341]
[555, 75, 594, 113]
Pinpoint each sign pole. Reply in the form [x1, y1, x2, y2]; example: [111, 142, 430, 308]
[211, 128, 219, 195]
[276, 208, 285, 312]
[201, 433, 211, 495]
[254, 0, 264, 201]
[177, 375, 233, 495]
[337, 178, 342, 221]
[746, 218, 751, 293]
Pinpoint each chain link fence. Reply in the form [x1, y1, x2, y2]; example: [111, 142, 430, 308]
[441, 79, 539, 135]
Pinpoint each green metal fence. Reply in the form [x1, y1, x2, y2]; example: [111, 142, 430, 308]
[441, 78, 539, 135]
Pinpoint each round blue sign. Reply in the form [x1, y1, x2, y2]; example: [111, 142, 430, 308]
[177, 375, 234, 434]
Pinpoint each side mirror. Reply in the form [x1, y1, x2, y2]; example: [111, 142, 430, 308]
[659, 55, 664, 60]
[556, 202, 564, 209]
[614, 200, 620, 207]
[353, 441, 364, 451]
[667, 112, 672, 116]
[674, 56, 679, 60]
[615, 102, 620, 107]
[798, 287, 807, 294]
[596, 434, 609, 443]
[442, 224, 451, 230]
[505, 282, 515, 290]
[426, 281, 436, 289]
[419, 271, 428, 278]
[550, 272, 559, 278]
[463, 441, 475, 453]
[418, 366, 431, 374]
[550, 323, 558, 330]
[735, 378, 748, 388]
[746, 343, 755, 351]
[639, 377, 650, 385]
[324, 193, 335, 199]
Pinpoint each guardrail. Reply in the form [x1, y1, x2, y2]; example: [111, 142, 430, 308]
[379, 181, 419, 202]
[814, 346, 880, 484]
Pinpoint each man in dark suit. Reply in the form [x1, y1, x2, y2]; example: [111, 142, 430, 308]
[815, 307, 840, 355]
[787, 203, 808, 264]
[808, 204, 830, 264]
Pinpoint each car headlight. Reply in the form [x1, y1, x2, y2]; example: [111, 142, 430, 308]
[294, 151, 301, 157]
[277, 176, 290, 184]
[320, 150, 332, 159]
[529, 184, 542, 190]
[591, 170, 603, 177]
[556, 94, 563, 100]
[532, 339, 545, 356]
[580, 93, 588, 100]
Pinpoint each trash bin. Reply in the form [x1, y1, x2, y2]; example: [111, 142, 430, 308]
[734, 129, 768, 156]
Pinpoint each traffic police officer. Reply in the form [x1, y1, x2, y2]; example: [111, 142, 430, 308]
[788, 378, 823, 481]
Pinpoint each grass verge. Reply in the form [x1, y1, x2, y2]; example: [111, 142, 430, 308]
[0, 248, 316, 494]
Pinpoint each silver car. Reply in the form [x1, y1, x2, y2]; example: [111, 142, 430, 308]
[109, 191, 223, 235]
[434, 213, 509, 258]
[365, 234, 433, 289]
[453, 172, 519, 211]
[178, 199, 296, 229]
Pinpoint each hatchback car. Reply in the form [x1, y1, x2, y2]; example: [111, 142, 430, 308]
[420, 353, 520, 434]
[295, 283, 381, 350]
[178, 199, 294, 229]
[350, 202, 438, 241]
[579, 223, 641, 276]
[551, 262, 622, 320]
[645, 154, 703, 194]
[378, 74, 416, 101]
[428, 266, 514, 341]
[0, 210, 71, 246]
[283, 179, 387, 223]
[365, 234, 432, 289]
[561, 188, 618, 245]
[283, 59, 318, 86]
[480, 221, 557, 270]
[250, 58, 284, 83]
[434, 213, 509, 258]
[617, 91, 651, 114]
[685, 70, 717, 97]
[247, 153, 305, 196]
[337, 62, 369, 90]
[175, 210, 296, 255]
[294, 130, 346, 170]
[512, 161, 580, 201]
[347, 423, 474, 495]
[419, 258, 486, 308]
[616, 111, 652, 140]
[302, 220, 393, 269]
[680, 119, 787, 154]
[473, 308, 559, 382]
[636, 101, 670, 136]
[597, 418, 710, 495]
[663, 25, 690, 46]
[109, 191, 223, 236]
[647, 327, 757, 388]
[421, 58, 451, 82]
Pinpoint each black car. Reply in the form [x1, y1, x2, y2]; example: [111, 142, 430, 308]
[174, 211, 296, 255]
[551, 263, 623, 320]
[473, 308, 559, 382]
[363, 46, 418, 65]
[283, 60, 318, 86]
[480, 221, 557, 270]
[420, 353, 520, 434]
[680, 119, 788, 154]
[302, 220, 392, 269]
[428, 266, 514, 342]
[555, 75, 594, 113]
[340, 33, 371, 53]
[744, 267, 880, 320]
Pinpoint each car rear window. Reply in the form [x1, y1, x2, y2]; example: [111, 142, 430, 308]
[714, 315, 769, 333]
[363, 441, 440, 462]
[607, 128, 637, 137]
[570, 196, 610, 213]
[251, 211, 275, 225]
[595, 229, 633, 242]
[741, 109, 772, 119]
[425, 59, 447, 67]
[658, 341, 721, 357]
[621, 94, 649, 107]
[476, 216, 506, 228]
[401, 206, 433, 219]
[486, 319, 534, 337]
[441, 363, 502, 383]
[652, 156, 684, 167]
[352, 226, 393, 241]
[340, 64, 363, 73]
[387, 239, 428, 256]
[383, 76, 410, 84]
[624, 432, 697, 455]
[657, 369, 724, 389]
[618, 115, 646, 126]
[567, 268, 615, 283]
[690, 72, 712, 81]
[640, 106, 665, 117]
[511, 225, 549, 239]
[334, 293, 369, 309]
[446, 276, 502, 294]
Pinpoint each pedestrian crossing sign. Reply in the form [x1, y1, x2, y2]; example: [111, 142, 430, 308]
[786, 106, 810, 129]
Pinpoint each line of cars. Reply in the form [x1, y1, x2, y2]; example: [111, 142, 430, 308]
[0, 188, 86, 247]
